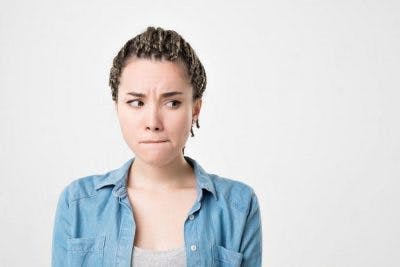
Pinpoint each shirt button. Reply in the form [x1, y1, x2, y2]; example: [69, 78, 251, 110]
[189, 214, 195, 220]
[190, 245, 197, 251]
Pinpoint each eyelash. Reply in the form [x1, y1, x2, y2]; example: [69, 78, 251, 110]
[126, 99, 182, 109]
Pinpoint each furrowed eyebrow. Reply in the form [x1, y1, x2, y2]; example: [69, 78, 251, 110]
[126, 91, 183, 98]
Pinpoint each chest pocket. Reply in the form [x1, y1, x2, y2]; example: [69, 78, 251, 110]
[67, 235, 105, 267]
[212, 244, 243, 267]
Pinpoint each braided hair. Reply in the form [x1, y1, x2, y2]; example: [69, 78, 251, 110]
[109, 26, 206, 154]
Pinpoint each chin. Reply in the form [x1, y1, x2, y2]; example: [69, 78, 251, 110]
[136, 149, 179, 167]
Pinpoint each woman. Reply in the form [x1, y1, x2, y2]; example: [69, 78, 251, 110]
[51, 26, 262, 267]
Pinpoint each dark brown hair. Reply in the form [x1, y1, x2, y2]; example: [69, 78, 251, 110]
[109, 26, 206, 152]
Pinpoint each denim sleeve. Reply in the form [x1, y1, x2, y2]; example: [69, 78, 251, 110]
[240, 190, 263, 267]
[51, 186, 71, 267]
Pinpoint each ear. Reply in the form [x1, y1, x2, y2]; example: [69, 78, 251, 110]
[193, 98, 202, 120]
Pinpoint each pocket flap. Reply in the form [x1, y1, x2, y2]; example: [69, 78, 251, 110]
[67, 236, 105, 253]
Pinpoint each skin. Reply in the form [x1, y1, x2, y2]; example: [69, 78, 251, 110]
[115, 57, 202, 192]
[114, 57, 202, 250]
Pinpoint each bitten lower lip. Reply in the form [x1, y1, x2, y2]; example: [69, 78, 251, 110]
[141, 140, 168, 143]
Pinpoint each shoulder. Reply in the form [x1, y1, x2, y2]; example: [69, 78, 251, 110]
[209, 173, 258, 213]
[58, 171, 114, 205]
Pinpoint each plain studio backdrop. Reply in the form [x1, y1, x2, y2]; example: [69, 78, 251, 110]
[1, 0, 399, 266]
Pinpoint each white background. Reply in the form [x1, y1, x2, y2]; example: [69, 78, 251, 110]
[1, 0, 399, 266]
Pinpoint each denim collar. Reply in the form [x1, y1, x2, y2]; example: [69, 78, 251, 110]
[94, 155, 217, 201]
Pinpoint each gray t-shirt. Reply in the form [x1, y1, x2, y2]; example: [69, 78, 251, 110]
[131, 245, 186, 267]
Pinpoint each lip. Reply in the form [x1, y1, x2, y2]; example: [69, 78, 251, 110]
[141, 140, 168, 144]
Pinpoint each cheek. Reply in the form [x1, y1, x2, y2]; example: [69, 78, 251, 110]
[117, 110, 139, 135]
[167, 112, 192, 133]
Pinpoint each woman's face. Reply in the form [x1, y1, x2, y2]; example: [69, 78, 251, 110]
[115, 57, 202, 166]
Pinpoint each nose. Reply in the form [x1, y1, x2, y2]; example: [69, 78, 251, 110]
[145, 104, 163, 132]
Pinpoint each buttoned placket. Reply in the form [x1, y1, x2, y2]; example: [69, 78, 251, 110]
[183, 184, 208, 267]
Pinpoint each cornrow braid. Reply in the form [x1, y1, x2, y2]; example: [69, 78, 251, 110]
[109, 26, 206, 101]
[109, 26, 206, 154]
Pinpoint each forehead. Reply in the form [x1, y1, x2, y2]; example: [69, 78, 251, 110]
[119, 57, 191, 94]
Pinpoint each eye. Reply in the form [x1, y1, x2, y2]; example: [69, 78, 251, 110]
[127, 99, 143, 107]
[126, 99, 181, 109]
[166, 100, 181, 109]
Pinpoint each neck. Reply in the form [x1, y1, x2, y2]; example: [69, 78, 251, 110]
[127, 154, 195, 192]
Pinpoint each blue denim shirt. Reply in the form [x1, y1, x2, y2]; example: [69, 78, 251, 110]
[51, 156, 262, 267]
